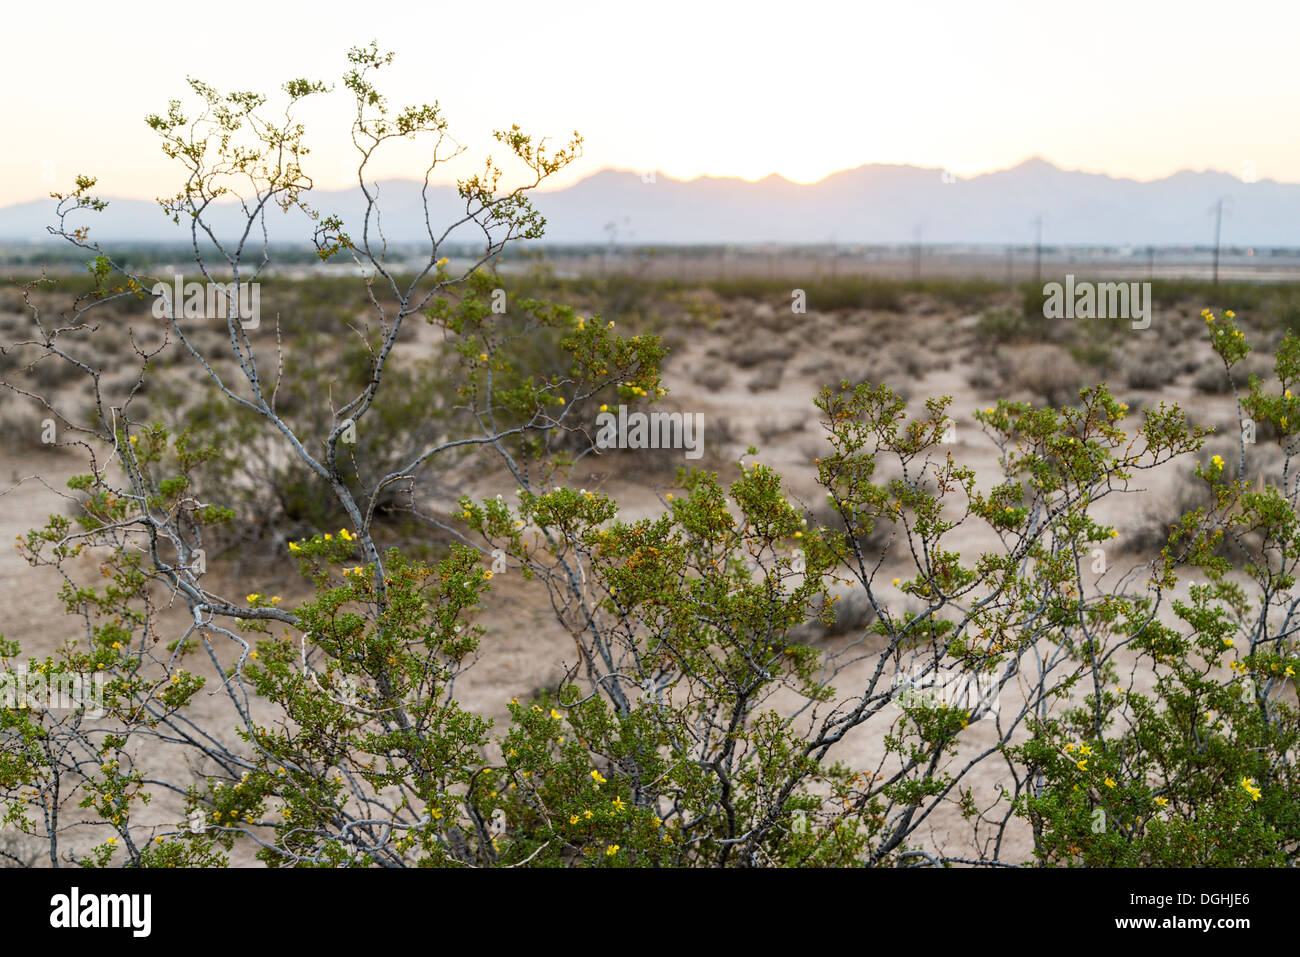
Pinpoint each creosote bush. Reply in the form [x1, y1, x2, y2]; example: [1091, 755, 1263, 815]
[1, 52, 1297, 868]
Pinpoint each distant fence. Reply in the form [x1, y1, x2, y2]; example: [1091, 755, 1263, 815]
[525, 248, 1300, 284]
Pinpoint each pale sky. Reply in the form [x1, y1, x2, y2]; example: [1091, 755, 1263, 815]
[3, 0, 1297, 207]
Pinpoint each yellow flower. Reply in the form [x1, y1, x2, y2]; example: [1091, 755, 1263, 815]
[478, 353, 488, 361]
[611, 796, 626, 811]
[246, 593, 260, 603]
[1211, 455, 1224, 469]
[324, 533, 332, 541]
[584, 809, 593, 819]
[288, 541, 300, 552]
[1241, 777, 1261, 801]
[1223, 638, 1234, 648]
[1225, 310, 1235, 318]
[1287, 666, 1296, 677]
[600, 404, 608, 412]
[271, 596, 281, 604]
[1104, 777, 1116, 788]
[1064, 743, 1076, 752]
[666, 493, 674, 501]
[590, 770, 606, 785]
[605, 844, 620, 856]
[1079, 745, 1093, 756]
[1154, 796, 1169, 807]
[1076, 760, 1088, 771]
[570, 814, 580, 825]
[892, 578, 900, 586]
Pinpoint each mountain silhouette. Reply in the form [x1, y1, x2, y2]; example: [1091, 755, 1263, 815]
[2, 159, 1293, 246]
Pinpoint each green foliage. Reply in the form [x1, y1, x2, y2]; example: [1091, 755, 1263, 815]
[5, 50, 1299, 868]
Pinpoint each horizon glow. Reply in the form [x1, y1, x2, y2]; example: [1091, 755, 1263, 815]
[2, 0, 1297, 207]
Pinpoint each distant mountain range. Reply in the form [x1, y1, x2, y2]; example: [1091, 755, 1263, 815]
[2, 158, 1295, 247]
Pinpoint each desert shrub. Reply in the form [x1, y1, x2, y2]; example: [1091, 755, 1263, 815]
[1004, 345, 1087, 407]
[976, 305, 1031, 344]
[695, 365, 731, 392]
[5, 53, 1299, 873]
[731, 340, 789, 369]
[1122, 353, 1178, 390]
[747, 360, 785, 393]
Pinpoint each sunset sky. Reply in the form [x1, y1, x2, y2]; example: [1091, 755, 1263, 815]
[2, 0, 1297, 207]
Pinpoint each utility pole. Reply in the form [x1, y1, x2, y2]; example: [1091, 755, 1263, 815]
[1212, 198, 1224, 285]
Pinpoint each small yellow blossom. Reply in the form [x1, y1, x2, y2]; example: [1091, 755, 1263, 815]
[605, 844, 619, 856]
[1077, 760, 1088, 771]
[1104, 777, 1116, 789]
[590, 770, 606, 785]
[611, 796, 626, 811]
[1241, 777, 1261, 801]
[1154, 796, 1169, 807]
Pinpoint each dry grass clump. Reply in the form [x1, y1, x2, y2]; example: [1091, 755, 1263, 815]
[747, 361, 785, 393]
[1001, 344, 1087, 407]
